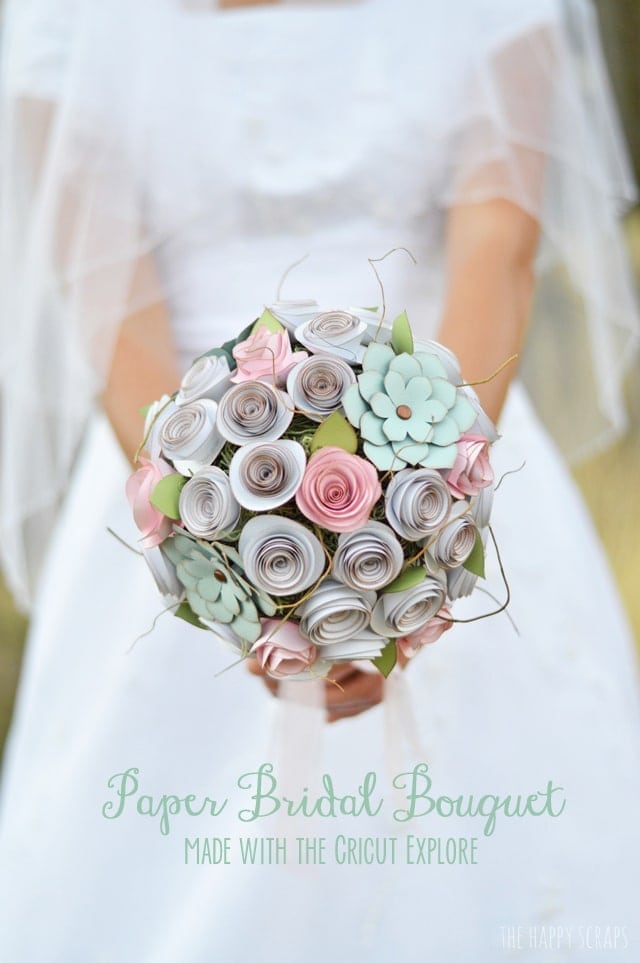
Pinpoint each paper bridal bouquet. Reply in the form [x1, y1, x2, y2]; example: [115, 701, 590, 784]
[127, 303, 498, 679]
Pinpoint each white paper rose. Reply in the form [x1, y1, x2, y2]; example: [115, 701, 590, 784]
[430, 501, 478, 570]
[176, 354, 232, 406]
[370, 571, 446, 637]
[238, 516, 325, 597]
[470, 484, 494, 529]
[143, 395, 178, 461]
[294, 310, 368, 364]
[141, 546, 184, 604]
[178, 466, 240, 540]
[286, 354, 356, 422]
[216, 381, 293, 446]
[229, 440, 306, 510]
[160, 399, 225, 474]
[385, 468, 452, 541]
[333, 521, 404, 592]
[295, 578, 376, 645]
[318, 629, 388, 663]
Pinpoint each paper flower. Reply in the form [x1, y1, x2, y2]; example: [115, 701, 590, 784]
[318, 629, 388, 663]
[141, 545, 184, 604]
[176, 354, 233, 406]
[397, 606, 452, 659]
[231, 328, 307, 386]
[296, 578, 377, 645]
[296, 446, 381, 533]
[216, 381, 293, 446]
[162, 532, 275, 644]
[294, 310, 368, 363]
[430, 502, 478, 569]
[342, 343, 476, 471]
[229, 440, 306, 510]
[446, 434, 494, 498]
[143, 395, 178, 461]
[126, 456, 175, 549]
[250, 619, 319, 680]
[333, 521, 404, 592]
[384, 467, 452, 541]
[470, 485, 494, 529]
[178, 466, 240, 540]
[160, 399, 225, 475]
[286, 354, 356, 422]
[370, 571, 447, 637]
[238, 516, 325, 596]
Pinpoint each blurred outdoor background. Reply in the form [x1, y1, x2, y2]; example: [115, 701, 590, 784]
[1, 0, 639, 757]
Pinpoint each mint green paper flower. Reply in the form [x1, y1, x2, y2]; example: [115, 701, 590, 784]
[162, 531, 276, 644]
[343, 343, 476, 471]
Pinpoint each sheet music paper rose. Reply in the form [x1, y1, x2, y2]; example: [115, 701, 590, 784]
[127, 303, 499, 679]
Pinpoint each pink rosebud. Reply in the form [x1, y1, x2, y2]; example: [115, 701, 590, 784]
[397, 607, 453, 660]
[231, 329, 307, 386]
[446, 434, 494, 499]
[251, 619, 317, 679]
[295, 446, 382, 533]
[125, 457, 175, 549]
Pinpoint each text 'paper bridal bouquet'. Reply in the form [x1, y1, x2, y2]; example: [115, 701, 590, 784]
[127, 303, 498, 679]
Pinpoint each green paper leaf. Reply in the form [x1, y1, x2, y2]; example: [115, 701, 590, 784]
[174, 601, 206, 630]
[383, 565, 427, 594]
[391, 310, 414, 355]
[372, 640, 397, 678]
[463, 530, 486, 578]
[150, 474, 187, 520]
[310, 410, 358, 454]
[139, 403, 152, 419]
[252, 308, 285, 335]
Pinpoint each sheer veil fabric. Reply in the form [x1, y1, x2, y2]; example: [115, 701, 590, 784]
[0, 0, 638, 610]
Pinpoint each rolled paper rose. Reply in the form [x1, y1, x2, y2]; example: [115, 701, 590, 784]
[141, 545, 184, 604]
[296, 446, 381, 534]
[294, 309, 368, 363]
[384, 468, 452, 541]
[176, 354, 232, 406]
[238, 515, 325, 596]
[229, 440, 306, 510]
[143, 395, 178, 461]
[447, 529, 487, 599]
[159, 398, 224, 474]
[178, 466, 240, 540]
[470, 484, 494, 529]
[231, 328, 307, 386]
[446, 433, 494, 498]
[333, 521, 404, 592]
[126, 456, 175, 548]
[199, 619, 247, 655]
[319, 629, 388, 663]
[286, 354, 356, 422]
[268, 300, 322, 333]
[296, 578, 376, 645]
[431, 501, 478, 569]
[216, 381, 294, 446]
[396, 606, 453, 660]
[250, 619, 319, 680]
[370, 573, 446, 638]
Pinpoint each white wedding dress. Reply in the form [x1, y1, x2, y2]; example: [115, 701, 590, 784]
[1, 1, 640, 961]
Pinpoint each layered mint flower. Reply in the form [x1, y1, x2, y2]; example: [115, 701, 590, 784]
[342, 343, 476, 471]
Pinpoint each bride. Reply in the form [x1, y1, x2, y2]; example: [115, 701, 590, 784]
[1, 0, 639, 959]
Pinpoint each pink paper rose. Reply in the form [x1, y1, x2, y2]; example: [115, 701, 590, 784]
[446, 434, 494, 498]
[231, 328, 307, 386]
[251, 619, 317, 679]
[397, 607, 452, 660]
[296, 446, 382, 533]
[126, 457, 175, 549]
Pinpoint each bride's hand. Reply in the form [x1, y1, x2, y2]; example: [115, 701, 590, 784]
[246, 659, 387, 723]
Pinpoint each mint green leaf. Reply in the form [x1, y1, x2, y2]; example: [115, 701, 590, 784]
[174, 601, 206, 629]
[383, 566, 426, 594]
[150, 474, 187, 520]
[391, 310, 414, 355]
[252, 308, 285, 335]
[310, 410, 358, 454]
[463, 530, 486, 578]
[139, 403, 152, 419]
[372, 640, 397, 678]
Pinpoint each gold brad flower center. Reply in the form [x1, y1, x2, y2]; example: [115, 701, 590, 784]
[396, 404, 412, 420]
[213, 569, 228, 583]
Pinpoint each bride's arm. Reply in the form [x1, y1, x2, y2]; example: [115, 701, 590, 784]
[437, 197, 540, 424]
[101, 254, 182, 462]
